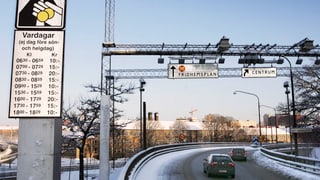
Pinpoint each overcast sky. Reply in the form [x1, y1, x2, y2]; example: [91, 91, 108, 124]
[1, 0, 320, 126]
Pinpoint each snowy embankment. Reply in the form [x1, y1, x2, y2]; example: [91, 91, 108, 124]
[253, 148, 320, 180]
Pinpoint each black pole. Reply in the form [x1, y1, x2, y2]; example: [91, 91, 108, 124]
[143, 101, 147, 150]
[282, 55, 298, 155]
[139, 80, 145, 150]
[285, 85, 293, 154]
[290, 69, 299, 156]
[275, 112, 278, 144]
[270, 117, 273, 143]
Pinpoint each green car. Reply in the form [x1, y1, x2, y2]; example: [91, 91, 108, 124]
[203, 154, 235, 178]
[229, 148, 247, 161]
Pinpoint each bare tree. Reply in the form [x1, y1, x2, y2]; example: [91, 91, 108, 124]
[171, 120, 188, 142]
[63, 80, 135, 180]
[85, 80, 136, 119]
[203, 114, 232, 142]
[146, 120, 161, 147]
[293, 66, 320, 126]
[63, 98, 100, 180]
[230, 120, 247, 141]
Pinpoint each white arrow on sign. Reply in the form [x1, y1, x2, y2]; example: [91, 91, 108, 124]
[242, 67, 277, 78]
[168, 64, 218, 79]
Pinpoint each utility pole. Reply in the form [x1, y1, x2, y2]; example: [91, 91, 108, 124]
[100, 1, 115, 179]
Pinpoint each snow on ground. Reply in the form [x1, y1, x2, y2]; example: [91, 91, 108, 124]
[252, 150, 319, 180]
[310, 147, 320, 167]
[60, 165, 122, 180]
[134, 147, 216, 180]
[60, 158, 124, 180]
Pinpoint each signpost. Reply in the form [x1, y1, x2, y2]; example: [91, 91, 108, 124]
[10, 1, 66, 179]
[242, 67, 277, 78]
[168, 64, 218, 79]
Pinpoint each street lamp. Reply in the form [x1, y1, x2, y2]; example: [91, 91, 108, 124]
[284, 81, 293, 154]
[139, 79, 146, 150]
[233, 90, 262, 145]
[278, 56, 301, 155]
[261, 105, 278, 144]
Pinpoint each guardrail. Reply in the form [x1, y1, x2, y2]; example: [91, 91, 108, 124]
[119, 142, 249, 180]
[260, 144, 320, 175]
[0, 171, 16, 180]
[119, 143, 198, 180]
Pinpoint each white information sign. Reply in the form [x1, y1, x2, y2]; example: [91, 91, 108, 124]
[242, 67, 277, 78]
[9, 30, 64, 118]
[168, 64, 218, 79]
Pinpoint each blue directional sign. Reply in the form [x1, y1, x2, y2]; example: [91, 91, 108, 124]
[253, 136, 259, 145]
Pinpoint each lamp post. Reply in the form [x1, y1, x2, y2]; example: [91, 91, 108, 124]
[280, 39, 314, 155]
[284, 81, 293, 154]
[280, 56, 299, 155]
[233, 90, 262, 145]
[139, 79, 146, 150]
[261, 105, 278, 144]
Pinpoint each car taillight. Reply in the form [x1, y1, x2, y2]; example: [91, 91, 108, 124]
[243, 151, 247, 156]
[211, 162, 218, 166]
[230, 151, 234, 156]
[228, 162, 235, 167]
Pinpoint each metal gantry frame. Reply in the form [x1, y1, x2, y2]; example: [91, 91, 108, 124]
[101, 38, 320, 80]
[109, 67, 307, 79]
[102, 40, 319, 57]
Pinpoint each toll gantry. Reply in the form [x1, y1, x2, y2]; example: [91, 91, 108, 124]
[101, 37, 320, 79]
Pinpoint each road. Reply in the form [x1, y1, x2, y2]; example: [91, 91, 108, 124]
[158, 147, 293, 180]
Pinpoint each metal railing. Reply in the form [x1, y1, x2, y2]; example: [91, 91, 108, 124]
[121, 142, 320, 179]
[260, 144, 320, 175]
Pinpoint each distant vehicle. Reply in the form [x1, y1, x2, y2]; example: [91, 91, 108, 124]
[229, 148, 247, 161]
[203, 153, 235, 178]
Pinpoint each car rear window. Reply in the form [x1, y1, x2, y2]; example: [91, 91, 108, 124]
[211, 156, 231, 162]
[233, 149, 245, 153]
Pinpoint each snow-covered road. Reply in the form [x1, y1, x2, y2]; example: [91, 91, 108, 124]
[126, 146, 320, 180]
